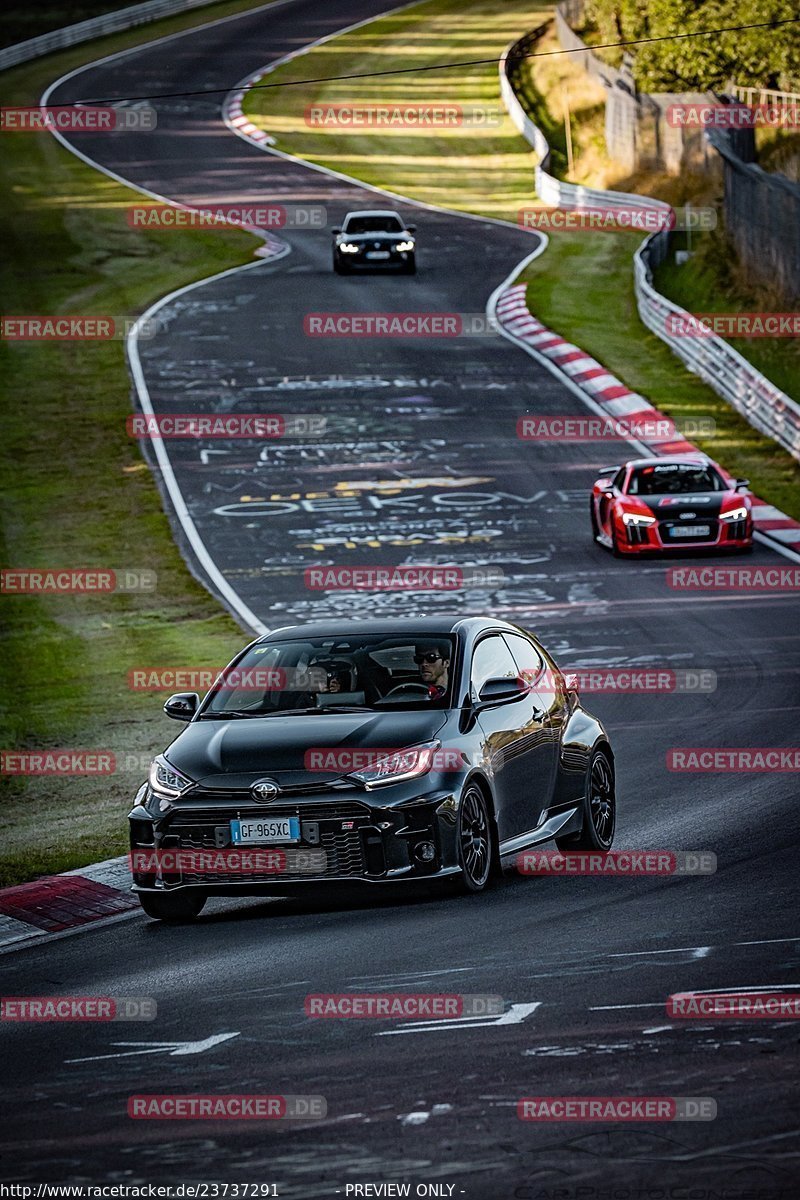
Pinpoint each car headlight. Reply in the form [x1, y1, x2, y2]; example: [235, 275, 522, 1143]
[720, 506, 748, 522]
[148, 754, 194, 798]
[347, 741, 440, 790]
[395, 240, 415, 252]
[339, 242, 360, 253]
[621, 511, 656, 526]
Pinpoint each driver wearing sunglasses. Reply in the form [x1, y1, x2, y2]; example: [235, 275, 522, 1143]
[414, 641, 450, 699]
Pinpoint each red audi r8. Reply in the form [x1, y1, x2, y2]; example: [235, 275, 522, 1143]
[590, 455, 753, 556]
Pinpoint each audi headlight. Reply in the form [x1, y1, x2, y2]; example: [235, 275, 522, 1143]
[148, 754, 194, 798]
[339, 242, 360, 253]
[395, 240, 415, 252]
[720, 506, 748, 522]
[622, 512, 656, 526]
[347, 741, 440, 790]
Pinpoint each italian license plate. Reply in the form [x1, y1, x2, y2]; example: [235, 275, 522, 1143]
[366, 250, 390, 259]
[230, 817, 300, 845]
[673, 524, 711, 537]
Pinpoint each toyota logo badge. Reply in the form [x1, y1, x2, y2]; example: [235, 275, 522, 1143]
[251, 778, 280, 802]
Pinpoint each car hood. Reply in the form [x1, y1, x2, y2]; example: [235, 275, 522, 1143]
[165, 709, 448, 789]
[634, 491, 735, 517]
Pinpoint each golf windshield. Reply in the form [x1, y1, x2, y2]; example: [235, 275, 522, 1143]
[344, 215, 404, 233]
[202, 634, 456, 715]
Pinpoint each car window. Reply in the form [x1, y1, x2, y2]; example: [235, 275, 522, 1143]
[204, 633, 455, 714]
[504, 634, 545, 688]
[627, 463, 724, 495]
[344, 215, 403, 233]
[470, 635, 519, 696]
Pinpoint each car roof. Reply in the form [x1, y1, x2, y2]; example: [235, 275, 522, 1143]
[623, 454, 714, 469]
[259, 616, 529, 642]
[343, 209, 403, 219]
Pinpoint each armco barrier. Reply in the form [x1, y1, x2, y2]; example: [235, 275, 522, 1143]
[0, 0, 222, 71]
[499, 31, 800, 464]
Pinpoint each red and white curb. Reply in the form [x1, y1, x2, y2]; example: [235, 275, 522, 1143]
[495, 284, 800, 551]
[227, 83, 275, 146]
[0, 856, 136, 950]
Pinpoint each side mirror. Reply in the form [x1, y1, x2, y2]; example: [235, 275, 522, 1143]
[406, 224, 417, 232]
[331, 226, 342, 234]
[164, 692, 199, 721]
[477, 676, 528, 706]
[735, 478, 750, 492]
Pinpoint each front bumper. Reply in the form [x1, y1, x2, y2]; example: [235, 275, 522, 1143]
[612, 514, 753, 553]
[335, 245, 414, 268]
[129, 783, 459, 893]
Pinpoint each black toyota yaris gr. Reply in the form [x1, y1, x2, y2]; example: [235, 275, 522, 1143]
[129, 618, 616, 921]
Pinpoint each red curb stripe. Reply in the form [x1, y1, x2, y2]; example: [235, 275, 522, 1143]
[0, 875, 137, 932]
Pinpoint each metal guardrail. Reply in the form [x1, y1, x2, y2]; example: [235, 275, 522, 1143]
[0, 0, 221, 71]
[499, 33, 800, 463]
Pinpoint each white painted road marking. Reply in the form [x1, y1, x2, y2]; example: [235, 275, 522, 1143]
[66, 1032, 240, 1063]
[376, 1002, 541, 1035]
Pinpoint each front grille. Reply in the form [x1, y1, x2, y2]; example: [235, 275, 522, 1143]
[178, 829, 367, 884]
[658, 519, 719, 544]
[167, 802, 370, 827]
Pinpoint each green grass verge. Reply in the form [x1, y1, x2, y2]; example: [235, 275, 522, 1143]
[0, 0, 276, 887]
[243, 0, 800, 520]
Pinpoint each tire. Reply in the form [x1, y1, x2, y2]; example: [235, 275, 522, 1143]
[610, 520, 624, 558]
[138, 890, 206, 923]
[590, 499, 599, 541]
[404, 257, 417, 275]
[556, 748, 616, 851]
[456, 784, 494, 892]
[333, 257, 348, 275]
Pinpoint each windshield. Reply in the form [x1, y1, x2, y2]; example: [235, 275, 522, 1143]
[344, 215, 403, 234]
[203, 633, 456, 716]
[627, 463, 725, 495]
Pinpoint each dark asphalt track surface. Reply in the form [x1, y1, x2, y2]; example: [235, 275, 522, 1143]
[6, 1, 799, 1194]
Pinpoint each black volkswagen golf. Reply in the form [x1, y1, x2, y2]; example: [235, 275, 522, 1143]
[129, 618, 616, 920]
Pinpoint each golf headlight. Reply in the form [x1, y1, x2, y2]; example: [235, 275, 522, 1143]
[395, 240, 415, 252]
[347, 741, 440, 790]
[149, 755, 194, 798]
[720, 506, 748, 522]
[622, 511, 656, 526]
[339, 242, 360, 253]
